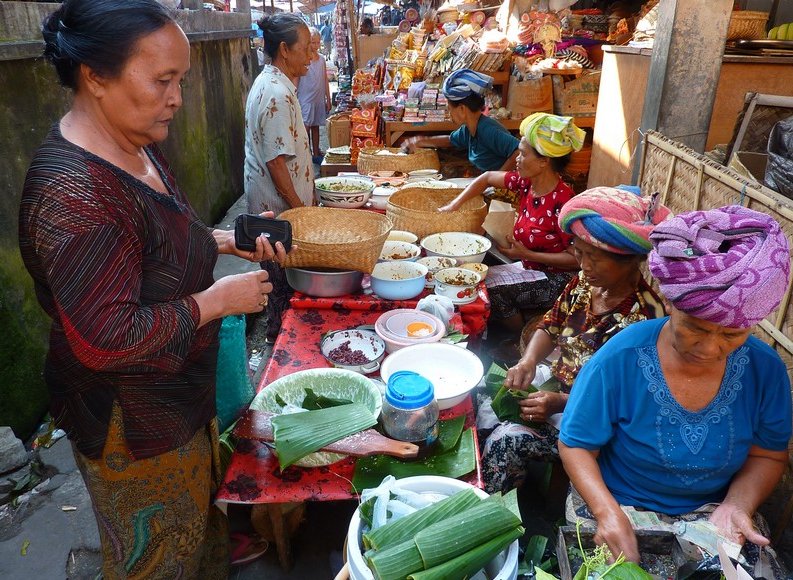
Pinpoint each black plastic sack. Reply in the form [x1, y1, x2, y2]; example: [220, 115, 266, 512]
[764, 116, 793, 199]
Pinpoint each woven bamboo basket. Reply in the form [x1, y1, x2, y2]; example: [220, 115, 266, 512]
[386, 187, 487, 239]
[279, 207, 392, 273]
[726, 10, 769, 40]
[356, 148, 441, 174]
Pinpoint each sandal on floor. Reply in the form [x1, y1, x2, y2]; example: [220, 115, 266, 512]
[230, 532, 269, 566]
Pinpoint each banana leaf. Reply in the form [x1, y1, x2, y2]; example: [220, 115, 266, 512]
[435, 416, 465, 453]
[301, 387, 353, 410]
[352, 429, 475, 491]
[272, 403, 377, 469]
[490, 375, 562, 427]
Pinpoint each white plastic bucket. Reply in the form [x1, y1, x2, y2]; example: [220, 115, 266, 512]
[346, 475, 519, 580]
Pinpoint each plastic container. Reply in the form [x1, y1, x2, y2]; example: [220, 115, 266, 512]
[381, 371, 439, 456]
[346, 476, 519, 580]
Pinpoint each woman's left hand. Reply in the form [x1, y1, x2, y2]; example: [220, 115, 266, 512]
[517, 391, 567, 423]
[216, 211, 290, 264]
[497, 234, 527, 260]
[709, 503, 769, 546]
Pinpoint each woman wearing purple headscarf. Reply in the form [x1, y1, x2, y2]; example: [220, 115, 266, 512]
[558, 206, 792, 575]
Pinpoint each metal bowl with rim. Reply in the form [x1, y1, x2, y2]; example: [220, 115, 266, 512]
[285, 267, 363, 297]
[320, 329, 386, 374]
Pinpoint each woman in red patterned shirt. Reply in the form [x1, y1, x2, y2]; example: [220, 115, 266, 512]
[440, 113, 585, 333]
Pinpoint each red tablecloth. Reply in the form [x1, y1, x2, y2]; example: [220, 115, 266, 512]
[289, 282, 490, 341]
[216, 307, 483, 505]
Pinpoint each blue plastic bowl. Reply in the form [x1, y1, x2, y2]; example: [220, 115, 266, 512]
[370, 261, 429, 300]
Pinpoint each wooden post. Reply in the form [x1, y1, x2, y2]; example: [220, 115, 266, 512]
[632, 0, 733, 182]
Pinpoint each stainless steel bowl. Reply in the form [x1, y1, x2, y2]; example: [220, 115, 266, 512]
[285, 267, 363, 297]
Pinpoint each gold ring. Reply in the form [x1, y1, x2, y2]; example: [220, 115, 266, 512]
[259, 296, 268, 307]
[528, 414, 533, 422]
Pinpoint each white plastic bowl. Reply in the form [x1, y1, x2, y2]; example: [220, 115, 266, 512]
[417, 256, 458, 288]
[370, 261, 428, 301]
[315, 176, 375, 208]
[433, 267, 481, 303]
[421, 232, 492, 264]
[387, 230, 419, 244]
[378, 241, 421, 262]
[374, 309, 445, 353]
[380, 343, 484, 410]
[369, 186, 396, 210]
[346, 476, 519, 580]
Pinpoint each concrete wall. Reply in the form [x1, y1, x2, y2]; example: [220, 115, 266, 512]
[0, 3, 254, 438]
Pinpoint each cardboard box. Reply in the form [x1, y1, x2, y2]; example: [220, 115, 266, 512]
[507, 75, 553, 119]
[552, 71, 601, 117]
[326, 114, 351, 148]
[728, 151, 768, 184]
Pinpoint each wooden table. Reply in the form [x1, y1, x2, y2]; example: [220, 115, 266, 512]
[216, 306, 484, 568]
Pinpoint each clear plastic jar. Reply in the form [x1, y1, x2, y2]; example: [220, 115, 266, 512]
[381, 371, 439, 457]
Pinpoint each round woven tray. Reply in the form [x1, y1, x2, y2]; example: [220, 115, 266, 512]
[357, 148, 440, 175]
[279, 207, 393, 274]
[727, 10, 768, 40]
[386, 187, 487, 239]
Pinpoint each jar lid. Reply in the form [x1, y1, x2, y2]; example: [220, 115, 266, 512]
[385, 371, 435, 409]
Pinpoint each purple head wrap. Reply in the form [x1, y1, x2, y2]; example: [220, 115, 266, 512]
[648, 205, 790, 328]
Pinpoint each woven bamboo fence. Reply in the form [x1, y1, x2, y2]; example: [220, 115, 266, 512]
[638, 130, 793, 543]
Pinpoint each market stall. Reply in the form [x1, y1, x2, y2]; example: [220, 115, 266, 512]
[325, 0, 659, 186]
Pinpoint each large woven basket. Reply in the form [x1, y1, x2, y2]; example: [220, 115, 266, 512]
[279, 207, 392, 273]
[386, 187, 487, 239]
[357, 148, 441, 174]
[727, 10, 768, 40]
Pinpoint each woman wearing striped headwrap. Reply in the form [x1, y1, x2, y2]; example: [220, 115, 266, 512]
[401, 69, 520, 171]
[439, 113, 586, 333]
[480, 187, 670, 494]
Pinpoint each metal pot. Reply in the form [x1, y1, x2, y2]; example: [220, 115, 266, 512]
[285, 267, 363, 297]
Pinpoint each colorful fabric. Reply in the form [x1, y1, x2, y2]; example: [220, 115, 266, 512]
[441, 68, 493, 101]
[559, 187, 672, 255]
[488, 270, 573, 321]
[560, 317, 793, 515]
[519, 112, 584, 158]
[244, 64, 314, 215]
[648, 206, 790, 328]
[73, 404, 229, 578]
[448, 115, 519, 171]
[505, 172, 575, 271]
[538, 275, 665, 391]
[19, 125, 220, 460]
[481, 421, 560, 494]
[565, 488, 786, 578]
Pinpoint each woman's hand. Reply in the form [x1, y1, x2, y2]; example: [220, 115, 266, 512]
[506, 359, 537, 390]
[709, 503, 769, 547]
[595, 507, 641, 563]
[497, 233, 528, 260]
[194, 270, 274, 327]
[214, 211, 291, 264]
[401, 137, 419, 154]
[438, 199, 460, 212]
[517, 391, 567, 423]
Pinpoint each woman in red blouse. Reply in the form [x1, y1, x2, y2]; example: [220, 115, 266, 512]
[440, 113, 585, 333]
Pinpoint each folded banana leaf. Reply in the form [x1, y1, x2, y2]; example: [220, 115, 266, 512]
[435, 415, 465, 453]
[352, 428, 475, 491]
[486, 362, 562, 427]
[272, 402, 377, 469]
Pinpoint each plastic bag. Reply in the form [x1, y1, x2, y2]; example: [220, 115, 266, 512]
[416, 295, 455, 329]
[764, 117, 793, 199]
[215, 314, 254, 432]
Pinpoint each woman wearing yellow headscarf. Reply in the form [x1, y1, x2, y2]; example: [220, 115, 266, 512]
[440, 113, 585, 334]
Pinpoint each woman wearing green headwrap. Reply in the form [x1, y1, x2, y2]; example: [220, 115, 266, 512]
[440, 113, 585, 333]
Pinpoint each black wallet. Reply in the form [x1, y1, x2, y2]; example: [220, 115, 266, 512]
[234, 214, 293, 253]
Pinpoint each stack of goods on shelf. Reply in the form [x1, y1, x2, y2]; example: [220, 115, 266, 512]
[325, 145, 352, 165]
[350, 106, 382, 164]
[378, 90, 404, 122]
[424, 24, 511, 80]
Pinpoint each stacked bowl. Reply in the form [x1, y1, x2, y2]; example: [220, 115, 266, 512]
[374, 309, 446, 353]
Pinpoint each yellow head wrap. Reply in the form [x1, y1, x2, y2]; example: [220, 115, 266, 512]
[519, 112, 585, 158]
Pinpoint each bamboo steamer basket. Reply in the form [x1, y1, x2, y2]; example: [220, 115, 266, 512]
[726, 11, 769, 40]
[279, 207, 392, 274]
[386, 187, 487, 239]
[356, 148, 440, 175]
